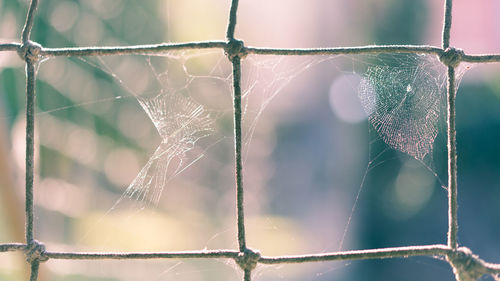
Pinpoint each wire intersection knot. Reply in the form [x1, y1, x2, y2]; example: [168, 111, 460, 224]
[17, 40, 42, 63]
[225, 39, 247, 60]
[24, 240, 48, 263]
[440, 47, 464, 68]
[235, 248, 261, 271]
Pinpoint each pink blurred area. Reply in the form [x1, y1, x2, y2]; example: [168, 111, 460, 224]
[427, 0, 500, 53]
[238, 0, 500, 51]
[237, 0, 369, 47]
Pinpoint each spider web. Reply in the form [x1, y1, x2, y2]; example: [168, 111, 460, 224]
[89, 50, 234, 208]
[124, 74, 216, 205]
[358, 54, 444, 160]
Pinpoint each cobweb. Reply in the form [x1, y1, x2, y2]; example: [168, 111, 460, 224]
[240, 53, 469, 165]
[358, 54, 444, 160]
[88, 50, 233, 208]
[125, 88, 215, 205]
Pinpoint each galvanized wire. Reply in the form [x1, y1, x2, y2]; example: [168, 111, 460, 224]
[1, 0, 500, 280]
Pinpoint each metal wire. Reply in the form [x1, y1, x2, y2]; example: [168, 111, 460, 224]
[1, 0, 500, 280]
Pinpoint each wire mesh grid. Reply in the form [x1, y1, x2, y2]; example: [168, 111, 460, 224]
[1, 0, 500, 280]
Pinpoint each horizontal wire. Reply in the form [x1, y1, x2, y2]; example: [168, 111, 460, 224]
[1, 41, 500, 64]
[0, 243, 451, 262]
[40, 41, 228, 57]
[45, 250, 240, 260]
[0, 42, 21, 51]
[462, 54, 500, 63]
[2, 241, 500, 274]
[40, 43, 444, 57]
[259, 245, 451, 264]
[0, 243, 27, 252]
[486, 262, 500, 275]
[245, 45, 444, 56]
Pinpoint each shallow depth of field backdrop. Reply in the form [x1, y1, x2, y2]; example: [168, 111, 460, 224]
[0, 0, 500, 280]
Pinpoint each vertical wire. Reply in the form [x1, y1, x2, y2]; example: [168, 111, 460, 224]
[25, 60, 36, 244]
[29, 261, 40, 281]
[446, 66, 458, 249]
[21, 0, 39, 42]
[244, 269, 251, 281]
[442, 0, 453, 49]
[441, 0, 458, 250]
[226, 0, 240, 40]
[22, 1, 42, 281]
[225, 0, 247, 254]
[232, 56, 247, 252]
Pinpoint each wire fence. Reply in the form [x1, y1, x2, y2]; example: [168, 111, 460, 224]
[1, 0, 500, 280]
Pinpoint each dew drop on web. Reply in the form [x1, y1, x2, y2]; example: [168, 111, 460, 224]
[406, 84, 412, 93]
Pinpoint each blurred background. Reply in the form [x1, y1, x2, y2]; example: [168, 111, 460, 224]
[0, 0, 499, 280]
